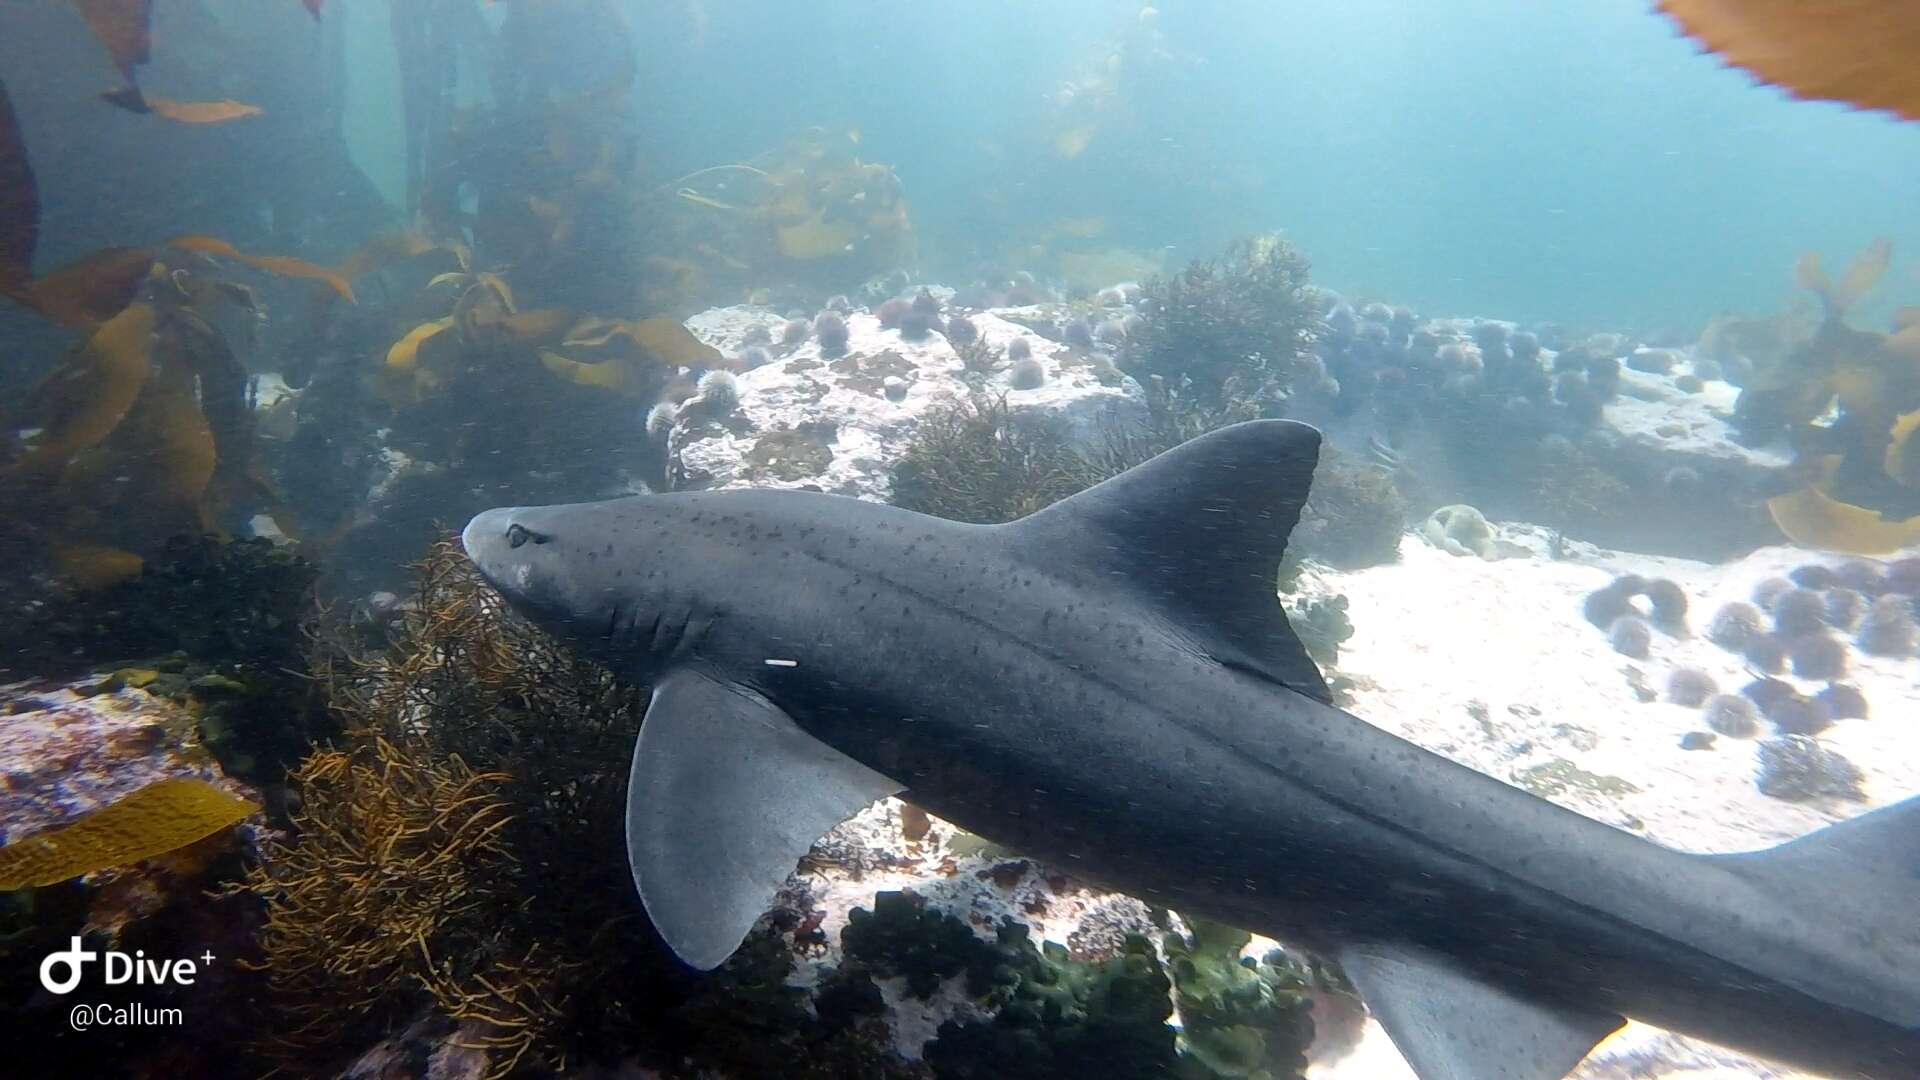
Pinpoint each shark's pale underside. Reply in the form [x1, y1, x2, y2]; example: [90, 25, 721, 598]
[464, 419, 1920, 1080]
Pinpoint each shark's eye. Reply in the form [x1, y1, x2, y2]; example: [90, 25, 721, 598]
[507, 524, 535, 549]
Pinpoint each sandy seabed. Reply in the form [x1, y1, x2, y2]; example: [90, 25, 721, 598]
[1309, 530, 1919, 1080]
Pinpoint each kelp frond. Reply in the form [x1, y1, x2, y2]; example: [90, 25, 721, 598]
[0, 778, 257, 890]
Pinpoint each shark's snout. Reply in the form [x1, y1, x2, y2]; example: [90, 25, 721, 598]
[461, 507, 513, 569]
[462, 506, 544, 594]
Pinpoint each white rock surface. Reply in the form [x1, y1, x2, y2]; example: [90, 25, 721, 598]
[1310, 534, 1919, 1080]
[649, 298, 1908, 1079]
[673, 305, 1145, 499]
[1603, 359, 1790, 474]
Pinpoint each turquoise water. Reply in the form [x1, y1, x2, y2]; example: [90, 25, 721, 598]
[9, 0, 1911, 332]
[527, 0, 1917, 331]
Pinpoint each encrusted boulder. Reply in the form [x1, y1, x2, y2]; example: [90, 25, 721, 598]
[671, 306, 1146, 498]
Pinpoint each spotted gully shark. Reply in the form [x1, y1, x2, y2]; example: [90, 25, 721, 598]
[465, 420, 1920, 1080]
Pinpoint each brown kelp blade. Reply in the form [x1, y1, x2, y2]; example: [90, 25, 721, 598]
[102, 87, 264, 125]
[1660, 0, 1920, 122]
[564, 315, 724, 368]
[0, 777, 257, 890]
[167, 235, 355, 302]
[385, 318, 453, 373]
[334, 230, 447, 283]
[10, 302, 157, 476]
[1769, 455, 1920, 555]
[1885, 409, 1920, 487]
[0, 79, 37, 306]
[70, 0, 152, 81]
[1795, 239, 1895, 319]
[1770, 482, 1920, 555]
[94, 357, 217, 510]
[1837, 238, 1894, 310]
[539, 349, 639, 393]
[17, 247, 157, 328]
[53, 544, 145, 591]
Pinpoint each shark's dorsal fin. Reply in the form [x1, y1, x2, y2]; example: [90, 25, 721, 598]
[1006, 419, 1332, 702]
[627, 668, 903, 970]
[1339, 942, 1624, 1080]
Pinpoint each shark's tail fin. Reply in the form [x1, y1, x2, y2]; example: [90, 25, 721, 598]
[1714, 793, 1920, 1028]
[1728, 792, 1920, 905]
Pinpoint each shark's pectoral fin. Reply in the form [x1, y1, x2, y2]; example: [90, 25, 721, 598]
[1338, 942, 1624, 1080]
[1003, 419, 1333, 703]
[627, 668, 903, 970]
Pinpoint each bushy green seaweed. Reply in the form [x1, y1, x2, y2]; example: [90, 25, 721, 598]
[925, 925, 1177, 1080]
[889, 397, 1107, 524]
[843, 891, 1312, 1080]
[1164, 919, 1314, 1080]
[891, 393, 1396, 580]
[1122, 234, 1321, 412]
[843, 889, 990, 998]
[847, 891, 1179, 1078]
[1286, 595, 1354, 672]
[1290, 451, 1407, 570]
[666, 927, 911, 1080]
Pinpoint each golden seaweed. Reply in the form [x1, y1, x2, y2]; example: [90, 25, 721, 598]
[499, 307, 576, 345]
[1729, 241, 1920, 554]
[1661, 0, 1920, 122]
[13, 236, 351, 328]
[0, 777, 257, 890]
[566, 315, 723, 368]
[538, 349, 634, 393]
[10, 302, 156, 475]
[1796, 238, 1893, 318]
[385, 318, 454, 373]
[1769, 480, 1920, 556]
[167, 235, 355, 302]
[233, 541, 649, 1076]
[51, 543, 145, 590]
[4, 256, 287, 586]
[336, 230, 452, 283]
[452, 274, 516, 346]
[109, 359, 218, 510]
[775, 207, 857, 260]
[1886, 409, 1920, 486]
[16, 247, 157, 328]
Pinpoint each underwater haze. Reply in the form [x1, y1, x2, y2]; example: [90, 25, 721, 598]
[562, 0, 1920, 332]
[4, 2, 1920, 1079]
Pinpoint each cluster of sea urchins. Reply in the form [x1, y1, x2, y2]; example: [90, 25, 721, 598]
[1582, 573, 1689, 660]
[1588, 563, 1901, 775]
[1657, 560, 1920, 782]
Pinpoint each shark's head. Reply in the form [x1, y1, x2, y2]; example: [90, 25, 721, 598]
[463, 504, 591, 624]
[462, 500, 672, 665]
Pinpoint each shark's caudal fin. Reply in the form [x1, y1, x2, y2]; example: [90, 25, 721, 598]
[626, 668, 902, 969]
[1005, 419, 1333, 702]
[1713, 793, 1920, 1028]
